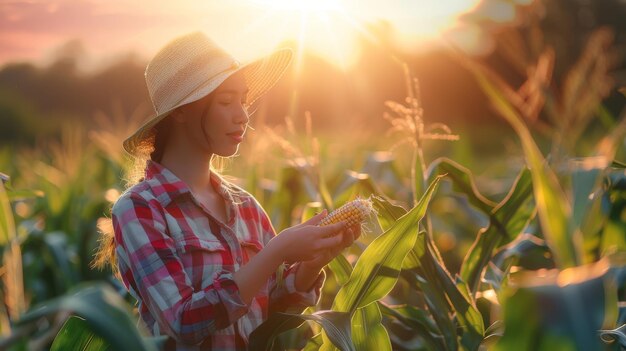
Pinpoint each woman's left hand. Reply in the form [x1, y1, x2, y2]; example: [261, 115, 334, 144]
[301, 224, 362, 270]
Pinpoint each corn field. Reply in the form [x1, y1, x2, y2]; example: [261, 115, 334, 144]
[1, 2, 626, 350]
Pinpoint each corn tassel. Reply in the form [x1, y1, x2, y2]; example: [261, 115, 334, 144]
[319, 198, 374, 227]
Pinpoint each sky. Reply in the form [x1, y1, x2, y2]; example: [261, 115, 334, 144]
[0, 0, 492, 71]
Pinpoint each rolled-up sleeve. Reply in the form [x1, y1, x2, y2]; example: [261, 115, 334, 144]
[112, 193, 248, 344]
[253, 204, 325, 313]
[269, 262, 325, 313]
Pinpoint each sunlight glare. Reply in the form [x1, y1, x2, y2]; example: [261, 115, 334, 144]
[249, 0, 342, 14]
[474, 0, 517, 23]
[239, 0, 487, 69]
[245, 0, 357, 72]
[444, 23, 495, 56]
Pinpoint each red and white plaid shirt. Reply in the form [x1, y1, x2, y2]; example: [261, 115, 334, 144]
[112, 160, 323, 350]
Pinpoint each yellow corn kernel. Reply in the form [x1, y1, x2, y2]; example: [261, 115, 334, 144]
[319, 198, 374, 228]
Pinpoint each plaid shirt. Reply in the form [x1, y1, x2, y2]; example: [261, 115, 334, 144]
[112, 161, 323, 350]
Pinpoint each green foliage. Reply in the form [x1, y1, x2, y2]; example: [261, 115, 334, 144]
[0, 178, 16, 245]
[51, 316, 110, 351]
[453, 14, 626, 351]
[1, 186, 152, 350]
[249, 310, 355, 351]
[493, 257, 625, 351]
[16, 283, 158, 351]
[470, 62, 582, 268]
[333, 176, 443, 315]
[351, 303, 391, 351]
[2, 2, 626, 350]
[379, 303, 442, 350]
[252, 177, 442, 351]
[410, 232, 485, 350]
[459, 166, 536, 293]
[427, 158, 496, 214]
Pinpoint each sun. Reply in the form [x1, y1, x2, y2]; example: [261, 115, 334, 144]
[249, 0, 342, 14]
[238, 0, 485, 74]
[241, 0, 359, 119]
[243, 0, 359, 72]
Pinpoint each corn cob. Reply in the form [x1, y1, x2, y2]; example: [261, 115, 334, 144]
[319, 198, 374, 227]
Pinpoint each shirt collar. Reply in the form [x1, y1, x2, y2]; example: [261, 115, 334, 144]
[144, 160, 191, 206]
[144, 160, 234, 207]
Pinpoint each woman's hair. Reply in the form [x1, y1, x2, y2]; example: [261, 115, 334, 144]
[92, 91, 237, 274]
[91, 113, 178, 275]
[150, 116, 173, 164]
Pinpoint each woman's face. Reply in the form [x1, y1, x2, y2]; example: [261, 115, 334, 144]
[176, 72, 249, 157]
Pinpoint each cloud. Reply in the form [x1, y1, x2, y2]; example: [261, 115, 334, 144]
[0, 1, 274, 66]
[0, 0, 185, 65]
[0, 1, 155, 34]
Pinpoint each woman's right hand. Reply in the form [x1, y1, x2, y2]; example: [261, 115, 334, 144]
[271, 210, 347, 263]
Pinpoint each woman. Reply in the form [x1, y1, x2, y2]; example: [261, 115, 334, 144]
[97, 32, 359, 350]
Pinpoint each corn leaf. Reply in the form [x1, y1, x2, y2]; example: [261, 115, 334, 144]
[412, 145, 427, 206]
[602, 172, 626, 255]
[379, 303, 444, 350]
[491, 168, 536, 241]
[371, 191, 417, 271]
[380, 303, 439, 335]
[51, 316, 110, 351]
[327, 254, 353, 287]
[612, 160, 626, 168]
[460, 167, 535, 293]
[332, 175, 443, 314]
[490, 234, 552, 271]
[51, 315, 167, 351]
[427, 157, 496, 214]
[43, 231, 80, 292]
[371, 195, 407, 232]
[318, 163, 335, 210]
[0, 182, 16, 246]
[302, 202, 324, 222]
[360, 152, 406, 199]
[571, 162, 609, 262]
[494, 261, 614, 351]
[470, 62, 581, 268]
[268, 310, 319, 350]
[413, 272, 458, 351]
[352, 302, 392, 351]
[414, 233, 485, 350]
[18, 283, 157, 351]
[6, 188, 44, 201]
[303, 333, 324, 351]
[333, 171, 382, 208]
[267, 166, 317, 230]
[249, 310, 354, 351]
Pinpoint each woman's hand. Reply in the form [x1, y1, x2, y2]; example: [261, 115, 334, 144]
[301, 223, 362, 270]
[270, 210, 347, 263]
[235, 211, 360, 301]
[294, 217, 362, 292]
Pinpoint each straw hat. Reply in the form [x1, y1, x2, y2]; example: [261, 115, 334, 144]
[123, 31, 293, 156]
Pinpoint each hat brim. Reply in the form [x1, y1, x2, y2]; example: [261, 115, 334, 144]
[123, 48, 293, 156]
